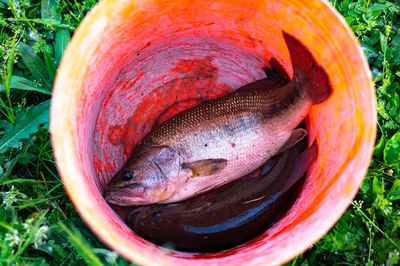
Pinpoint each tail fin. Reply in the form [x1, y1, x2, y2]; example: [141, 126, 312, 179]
[282, 31, 332, 104]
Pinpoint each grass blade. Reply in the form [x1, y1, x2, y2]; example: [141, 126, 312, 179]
[0, 179, 58, 185]
[55, 29, 70, 65]
[0, 75, 51, 95]
[0, 35, 17, 123]
[7, 18, 75, 30]
[13, 209, 49, 259]
[0, 0, 8, 7]
[42, 47, 57, 80]
[18, 42, 52, 89]
[352, 202, 400, 250]
[58, 222, 104, 266]
[0, 100, 50, 153]
[4, 37, 15, 99]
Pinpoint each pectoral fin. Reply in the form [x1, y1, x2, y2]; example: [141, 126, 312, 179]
[181, 159, 228, 177]
[277, 128, 307, 153]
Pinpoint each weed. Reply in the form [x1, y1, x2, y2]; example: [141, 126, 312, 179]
[0, 0, 399, 265]
[288, 1, 400, 265]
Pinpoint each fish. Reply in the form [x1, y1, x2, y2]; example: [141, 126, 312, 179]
[126, 140, 318, 252]
[104, 31, 332, 206]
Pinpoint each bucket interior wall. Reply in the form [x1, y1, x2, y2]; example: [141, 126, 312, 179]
[51, 0, 376, 264]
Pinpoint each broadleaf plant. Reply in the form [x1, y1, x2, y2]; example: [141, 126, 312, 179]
[0, 100, 50, 153]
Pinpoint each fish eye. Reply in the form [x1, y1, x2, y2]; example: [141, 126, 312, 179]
[121, 171, 134, 181]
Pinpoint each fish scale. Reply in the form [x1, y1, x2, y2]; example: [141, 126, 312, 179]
[126, 140, 318, 252]
[103, 31, 332, 206]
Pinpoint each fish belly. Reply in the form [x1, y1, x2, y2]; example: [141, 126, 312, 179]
[160, 113, 293, 203]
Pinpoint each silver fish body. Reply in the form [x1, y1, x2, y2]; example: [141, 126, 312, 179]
[104, 31, 332, 206]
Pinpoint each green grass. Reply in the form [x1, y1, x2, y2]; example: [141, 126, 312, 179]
[0, 0, 399, 265]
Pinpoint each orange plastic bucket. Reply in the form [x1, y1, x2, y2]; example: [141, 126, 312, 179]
[50, 0, 376, 264]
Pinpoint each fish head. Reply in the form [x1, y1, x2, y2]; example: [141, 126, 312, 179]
[104, 145, 182, 206]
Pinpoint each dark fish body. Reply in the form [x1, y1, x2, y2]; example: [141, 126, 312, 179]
[104, 31, 332, 206]
[126, 141, 318, 252]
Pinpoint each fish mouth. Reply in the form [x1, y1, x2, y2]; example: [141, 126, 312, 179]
[103, 184, 146, 206]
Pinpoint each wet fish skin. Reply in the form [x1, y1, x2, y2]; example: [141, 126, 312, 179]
[104, 31, 332, 206]
[126, 141, 318, 252]
[104, 145, 181, 205]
